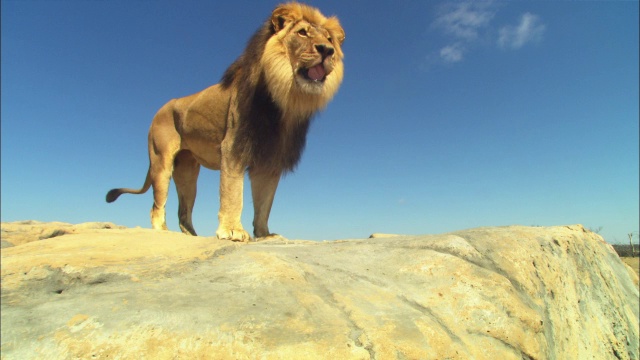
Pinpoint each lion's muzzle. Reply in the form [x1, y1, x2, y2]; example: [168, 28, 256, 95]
[299, 44, 335, 82]
[315, 44, 334, 58]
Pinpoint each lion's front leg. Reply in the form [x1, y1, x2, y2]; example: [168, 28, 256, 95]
[250, 169, 282, 239]
[217, 131, 250, 242]
[217, 166, 250, 242]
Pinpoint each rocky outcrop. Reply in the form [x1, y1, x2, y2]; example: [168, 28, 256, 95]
[0, 220, 125, 247]
[1, 222, 638, 359]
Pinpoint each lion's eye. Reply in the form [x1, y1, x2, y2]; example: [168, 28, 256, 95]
[327, 37, 333, 43]
[297, 29, 308, 37]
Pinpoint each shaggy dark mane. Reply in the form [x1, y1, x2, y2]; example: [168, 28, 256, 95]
[220, 20, 273, 89]
[222, 19, 314, 175]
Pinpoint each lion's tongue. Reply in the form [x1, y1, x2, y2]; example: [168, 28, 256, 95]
[307, 64, 326, 81]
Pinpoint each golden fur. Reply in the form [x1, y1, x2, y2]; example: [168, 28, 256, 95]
[106, 3, 344, 241]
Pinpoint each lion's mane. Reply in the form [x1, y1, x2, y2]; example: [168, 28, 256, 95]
[221, 3, 344, 174]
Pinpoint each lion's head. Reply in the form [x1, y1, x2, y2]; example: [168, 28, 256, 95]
[261, 3, 345, 117]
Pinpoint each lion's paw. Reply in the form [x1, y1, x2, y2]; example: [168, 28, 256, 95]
[255, 233, 286, 242]
[216, 228, 251, 242]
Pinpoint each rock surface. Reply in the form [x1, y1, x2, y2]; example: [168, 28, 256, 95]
[1, 222, 638, 359]
[0, 220, 125, 248]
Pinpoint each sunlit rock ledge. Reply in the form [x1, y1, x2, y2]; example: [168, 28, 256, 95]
[1, 221, 638, 359]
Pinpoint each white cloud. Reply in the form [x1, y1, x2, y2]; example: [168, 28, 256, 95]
[440, 43, 465, 63]
[498, 13, 546, 49]
[427, 2, 546, 69]
[434, 1, 496, 41]
[431, 1, 495, 64]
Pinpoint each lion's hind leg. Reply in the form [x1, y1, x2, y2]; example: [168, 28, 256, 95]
[173, 150, 200, 236]
[149, 155, 173, 232]
[147, 109, 181, 232]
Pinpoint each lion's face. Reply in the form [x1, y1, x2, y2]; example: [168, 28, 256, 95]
[284, 20, 340, 94]
[261, 3, 344, 115]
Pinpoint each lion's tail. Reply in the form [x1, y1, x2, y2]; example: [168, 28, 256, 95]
[105, 168, 152, 203]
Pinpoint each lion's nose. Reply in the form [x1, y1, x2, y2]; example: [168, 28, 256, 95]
[315, 44, 334, 57]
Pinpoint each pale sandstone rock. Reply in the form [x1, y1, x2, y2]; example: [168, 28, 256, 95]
[0, 220, 125, 247]
[368, 233, 403, 238]
[1, 223, 638, 359]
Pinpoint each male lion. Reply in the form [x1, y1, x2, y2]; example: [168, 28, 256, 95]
[106, 3, 344, 241]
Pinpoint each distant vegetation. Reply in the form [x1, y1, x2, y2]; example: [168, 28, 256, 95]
[612, 244, 639, 258]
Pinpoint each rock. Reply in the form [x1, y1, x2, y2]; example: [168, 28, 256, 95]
[368, 233, 403, 238]
[1, 223, 638, 359]
[0, 240, 14, 249]
[0, 221, 126, 247]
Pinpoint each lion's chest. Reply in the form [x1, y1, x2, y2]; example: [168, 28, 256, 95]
[236, 106, 312, 173]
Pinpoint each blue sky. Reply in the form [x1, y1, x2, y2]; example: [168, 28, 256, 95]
[2, 1, 638, 243]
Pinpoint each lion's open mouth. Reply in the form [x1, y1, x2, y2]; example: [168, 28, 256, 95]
[300, 64, 327, 82]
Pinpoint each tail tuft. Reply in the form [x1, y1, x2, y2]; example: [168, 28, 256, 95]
[106, 189, 122, 203]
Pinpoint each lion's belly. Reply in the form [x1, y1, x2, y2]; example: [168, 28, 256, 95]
[176, 85, 230, 171]
[183, 138, 222, 170]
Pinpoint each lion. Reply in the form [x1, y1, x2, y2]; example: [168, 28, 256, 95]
[105, 3, 344, 241]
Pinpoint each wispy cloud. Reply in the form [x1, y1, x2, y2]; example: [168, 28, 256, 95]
[498, 13, 546, 49]
[428, 2, 546, 67]
[432, 1, 496, 63]
[440, 43, 465, 63]
[434, 1, 495, 41]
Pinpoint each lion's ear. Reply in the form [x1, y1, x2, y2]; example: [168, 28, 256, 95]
[325, 17, 345, 45]
[333, 27, 345, 45]
[271, 4, 302, 32]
